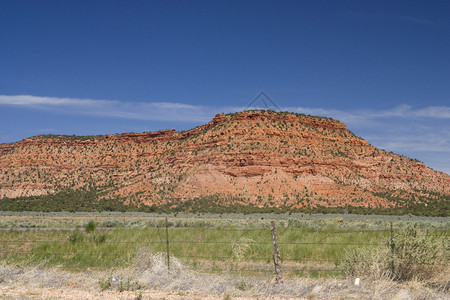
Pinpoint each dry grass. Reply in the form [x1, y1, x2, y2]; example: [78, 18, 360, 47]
[1, 251, 449, 299]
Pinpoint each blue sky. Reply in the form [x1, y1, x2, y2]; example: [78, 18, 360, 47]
[1, 0, 449, 174]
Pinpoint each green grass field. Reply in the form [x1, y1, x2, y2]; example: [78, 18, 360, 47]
[1, 212, 448, 278]
[1, 211, 449, 230]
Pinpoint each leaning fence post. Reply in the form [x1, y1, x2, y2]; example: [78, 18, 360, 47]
[390, 221, 395, 277]
[271, 221, 283, 283]
[165, 217, 170, 270]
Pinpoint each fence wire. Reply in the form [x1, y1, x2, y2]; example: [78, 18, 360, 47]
[0, 222, 447, 278]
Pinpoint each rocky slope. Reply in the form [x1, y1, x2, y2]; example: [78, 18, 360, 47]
[1, 110, 449, 210]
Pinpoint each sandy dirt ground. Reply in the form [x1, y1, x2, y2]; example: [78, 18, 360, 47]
[1, 287, 237, 300]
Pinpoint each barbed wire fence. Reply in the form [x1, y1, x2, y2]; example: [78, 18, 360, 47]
[0, 219, 447, 279]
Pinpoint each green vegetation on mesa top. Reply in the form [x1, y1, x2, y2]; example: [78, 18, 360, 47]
[0, 189, 448, 216]
[26, 110, 336, 141]
[224, 109, 337, 121]
[32, 134, 104, 141]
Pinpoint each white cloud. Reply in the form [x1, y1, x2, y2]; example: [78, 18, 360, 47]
[367, 132, 450, 153]
[0, 95, 212, 122]
[2, 95, 448, 123]
[0, 94, 113, 107]
[414, 106, 450, 119]
[289, 104, 450, 123]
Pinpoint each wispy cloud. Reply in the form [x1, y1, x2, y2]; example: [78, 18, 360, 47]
[366, 130, 450, 153]
[0, 94, 112, 107]
[0, 95, 212, 122]
[290, 104, 450, 122]
[414, 106, 450, 119]
[2, 95, 448, 123]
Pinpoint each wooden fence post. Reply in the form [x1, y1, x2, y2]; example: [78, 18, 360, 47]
[271, 221, 283, 283]
[390, 221, 394, 277]
[166, 217, 170, 270]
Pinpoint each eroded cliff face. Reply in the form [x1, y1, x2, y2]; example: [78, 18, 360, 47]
[1, 110, 449, 209]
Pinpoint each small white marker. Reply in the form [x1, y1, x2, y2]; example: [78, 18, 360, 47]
[354, 278, 360, 285]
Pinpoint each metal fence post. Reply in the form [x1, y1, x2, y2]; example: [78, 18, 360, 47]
[271, 221, 283, 283]
[166, 217, 170, 270]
